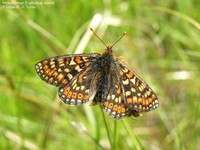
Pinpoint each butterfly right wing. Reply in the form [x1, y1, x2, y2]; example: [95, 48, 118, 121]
[35, 53, 100, 87]
[116, 62, 159, 113]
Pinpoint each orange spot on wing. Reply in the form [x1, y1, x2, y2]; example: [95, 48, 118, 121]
[65, 58, 71, 65]
[48, 70, 54, 76]
[62, 79, 68, 84]
[75, 56, 84, 64]
[83, 95, 89, 100]
[64, 87, 71, 96]
[142, 98, 146, 105]
[138, 97, 142, 103]
[104, 101, 109, 107]
[43, 60, 48, 65]
[145, 99, 149, 105]
[108, 103, 113, 109]
[52, 71, 58, 78]
[113, 105, 118, 111]
[72, 92, 77, 99]
[57, 74, 64, 81]
[48, 78, 53, 83]
[85, 62, 90, 67]
[78, 71, 87, 83]
[43, 65, 49, 70]
[136, 79, 140, 86]
[78, 93, 83, 100]
[121, 104, 126, 113]
[148, 98, 153, 104]
[117, 106, 121, 113]
[151, 94, 157, 100]
[127, 98, 133, 104]
[126, 71, 133, 78]
[116, 85, 121, 94]
[44, 68, 51, 74]
[67, 91, 72, 98]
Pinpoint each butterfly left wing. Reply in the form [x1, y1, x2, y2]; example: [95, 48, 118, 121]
[35, 53, 100, 87]
[116, 62, 159, 113]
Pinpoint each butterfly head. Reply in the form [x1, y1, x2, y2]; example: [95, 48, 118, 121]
[106, 45, 113, 52]
[103, 45, 114, 56]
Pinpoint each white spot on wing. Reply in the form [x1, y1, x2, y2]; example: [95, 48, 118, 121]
[70, 99, 75, 104]
[77, 100, 82, 104]
[60, 88, 64, 93]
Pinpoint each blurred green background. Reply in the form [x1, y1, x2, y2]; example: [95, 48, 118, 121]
[0, 0, 200, 150]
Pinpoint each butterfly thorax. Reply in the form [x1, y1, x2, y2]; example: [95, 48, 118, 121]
[95, 46, 115, 73]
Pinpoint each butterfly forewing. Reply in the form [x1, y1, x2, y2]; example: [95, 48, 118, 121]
[35, 53, 100, 87]
[117, 62, 159, 112]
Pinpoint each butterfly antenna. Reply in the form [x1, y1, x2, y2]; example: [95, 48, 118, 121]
[90, 28, 108, 48]
[90, 27, 126, 48]
[111, 32, 126, 48]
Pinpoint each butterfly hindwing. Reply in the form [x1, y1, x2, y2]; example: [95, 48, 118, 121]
[35, 53, 100, 87]
[102, 74, 130, 119]
[58, 66, 101, 105]
[117, 62, 159, 112]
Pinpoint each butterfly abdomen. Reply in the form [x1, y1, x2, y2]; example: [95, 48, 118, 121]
[94, 74, 108, 103]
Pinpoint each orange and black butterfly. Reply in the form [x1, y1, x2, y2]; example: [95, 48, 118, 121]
[35, 28, 159, 119]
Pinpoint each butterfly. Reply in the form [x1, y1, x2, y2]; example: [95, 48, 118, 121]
[35, 28, 159, 119]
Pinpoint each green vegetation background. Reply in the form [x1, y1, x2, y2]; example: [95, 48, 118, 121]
[0, 0, 200, 150]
